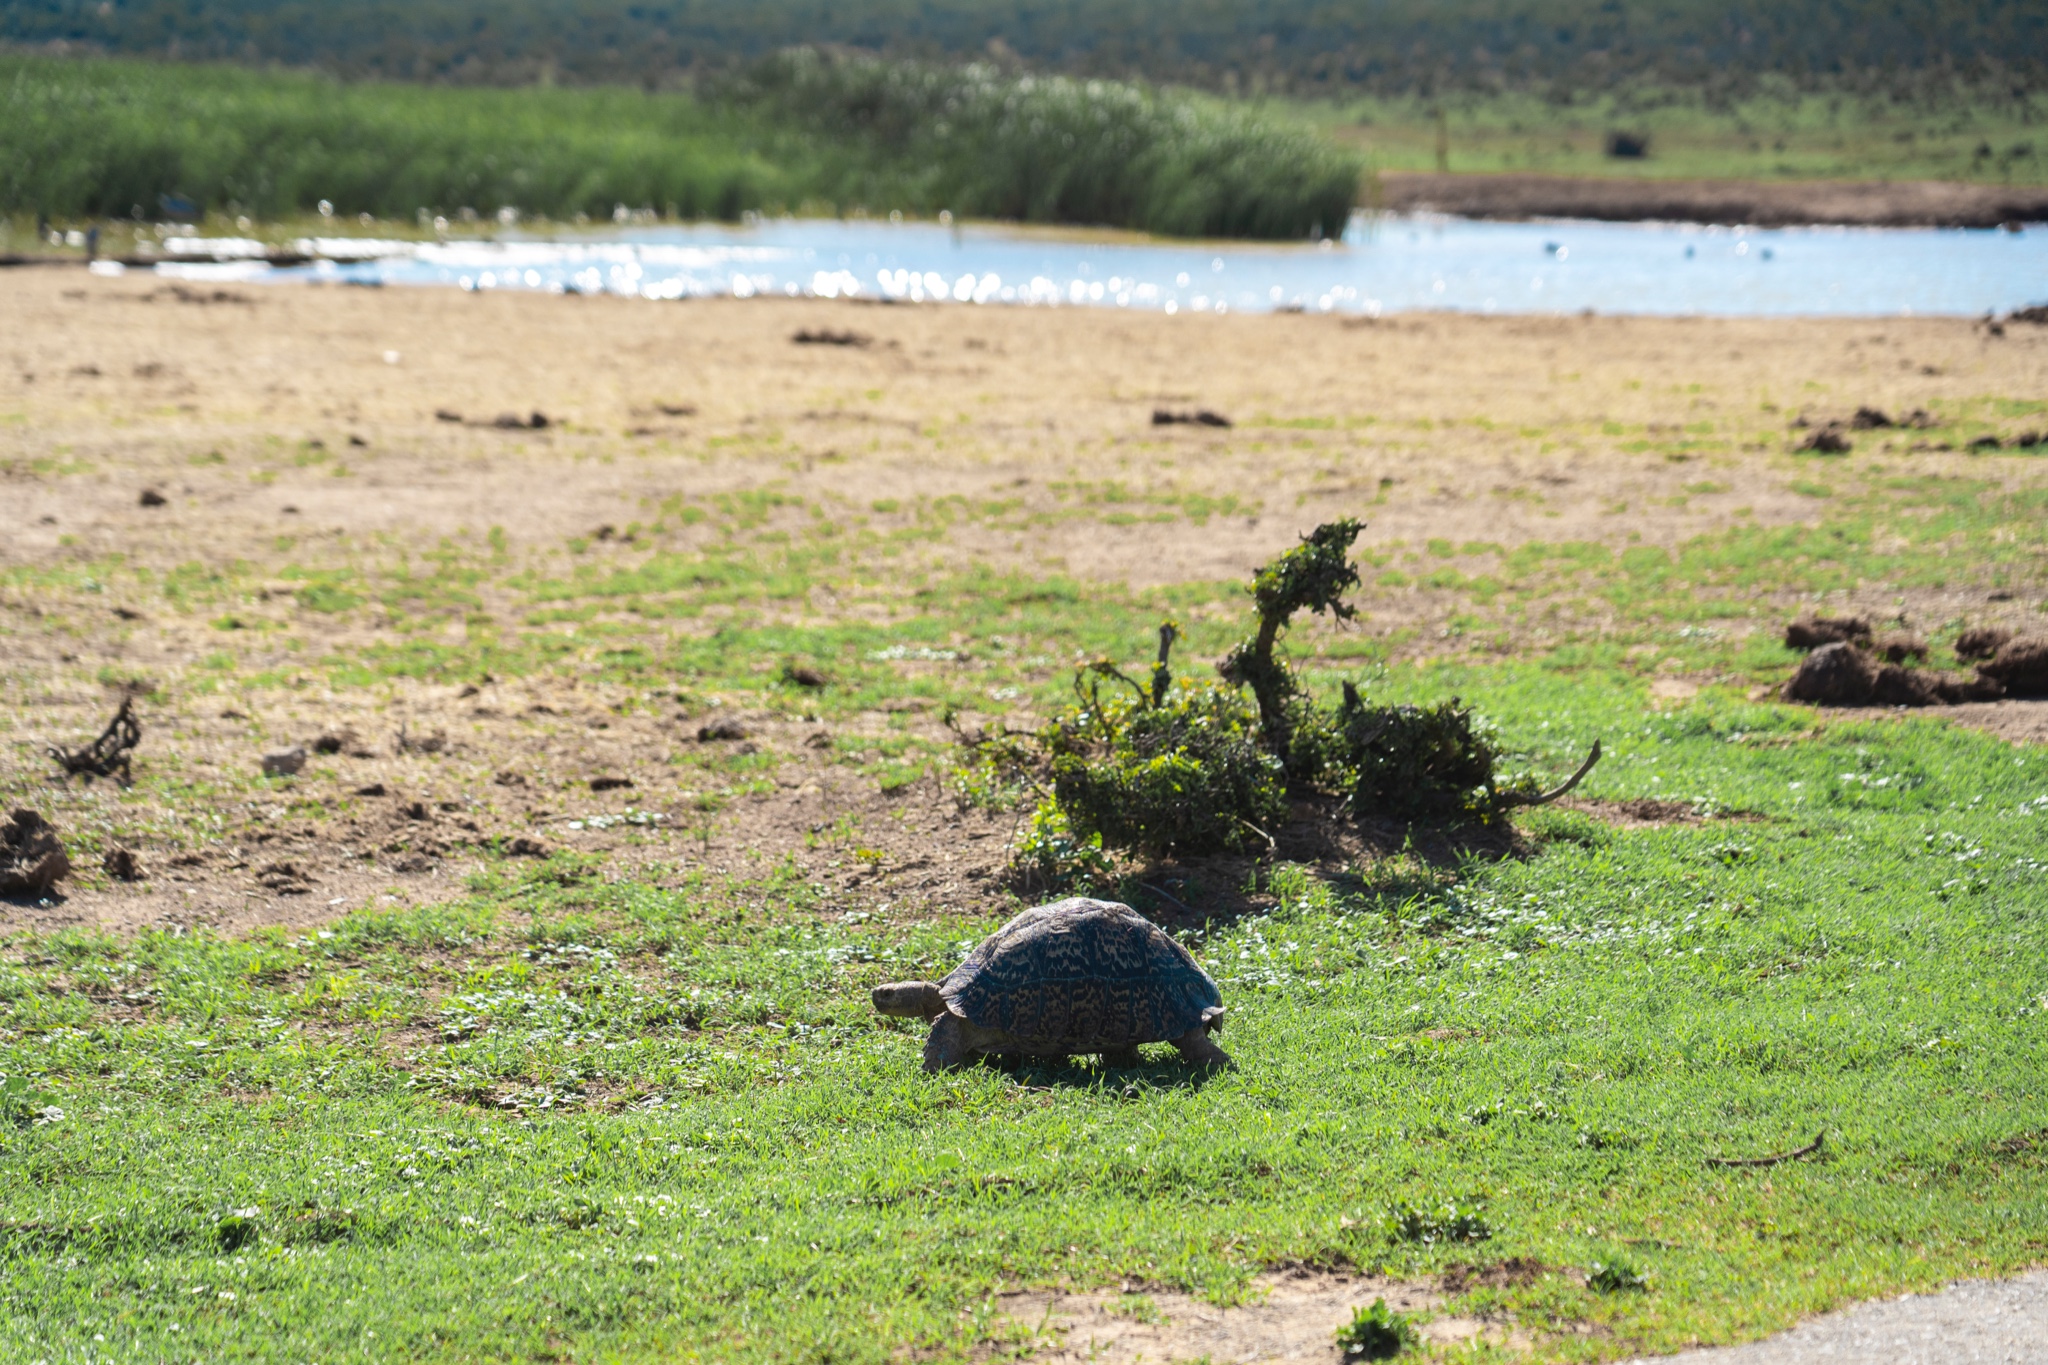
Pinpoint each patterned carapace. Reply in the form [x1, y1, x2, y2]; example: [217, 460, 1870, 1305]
[939, 898, 1222, 1049]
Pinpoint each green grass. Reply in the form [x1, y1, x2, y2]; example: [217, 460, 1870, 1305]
[5, 416, 2048, 1359]
[4, 670, 2047, 1362]
[0, 51, 1360, 239]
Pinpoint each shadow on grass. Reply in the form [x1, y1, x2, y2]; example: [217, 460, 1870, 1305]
[1112, 795, 1528, 930]
[980, 1052, 1227, 1095]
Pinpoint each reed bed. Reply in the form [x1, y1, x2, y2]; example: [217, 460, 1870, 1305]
[0, 52, 1364, 239]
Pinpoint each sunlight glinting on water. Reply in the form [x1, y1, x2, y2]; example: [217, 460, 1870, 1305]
[136, 212, 2048, 316]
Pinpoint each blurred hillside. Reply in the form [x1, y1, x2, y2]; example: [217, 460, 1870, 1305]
[7, 0, 2043, 93]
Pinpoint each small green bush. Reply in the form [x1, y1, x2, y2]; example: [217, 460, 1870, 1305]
[1336, 1298, 1418, 1359]
[1011, 801, 1115, 895]
[1048, 682, 1284, 858]
[1383, 1198, 1493, 1245]
[966, 521, 1599, 875]
[1587, 1259, 1649, 1292]
[1341, 690, 1520, 819]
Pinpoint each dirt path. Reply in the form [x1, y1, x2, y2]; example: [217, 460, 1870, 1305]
[999, 1264, 2048, 1364]
[1627, 1270, 2048, 1365]
[1378, 172, 2048, 228]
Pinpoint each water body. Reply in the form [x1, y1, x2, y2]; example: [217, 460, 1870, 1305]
[142, 213, 2045, 317]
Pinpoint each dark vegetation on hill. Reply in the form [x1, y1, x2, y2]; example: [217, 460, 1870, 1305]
[7, 0, 2043, 93]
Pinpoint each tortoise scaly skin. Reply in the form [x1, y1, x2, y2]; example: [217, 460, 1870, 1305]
[872, 898, 1232, 1071]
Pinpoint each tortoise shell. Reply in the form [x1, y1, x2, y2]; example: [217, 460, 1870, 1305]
[940, 897, 1223, 1049]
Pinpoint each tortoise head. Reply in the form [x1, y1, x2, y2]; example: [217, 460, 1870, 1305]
[871, 980, 947, 1020]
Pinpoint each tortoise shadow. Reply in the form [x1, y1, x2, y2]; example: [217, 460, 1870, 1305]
[983, 1052, 1226, 1094]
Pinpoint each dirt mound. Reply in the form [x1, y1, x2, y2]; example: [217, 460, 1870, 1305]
[1782, 641, 1880, 702]
[1784, 615, 1871, 650]
[1978, 637, 2048, 696]
[1873, 632, 1928, 664]
[997, 1267, 1525, 1363]
[1955, 626, 2015, 661]
[1, 811, 71, 897]
[1796, 424, 1852, 454]
[1783, 642, 2000, 707]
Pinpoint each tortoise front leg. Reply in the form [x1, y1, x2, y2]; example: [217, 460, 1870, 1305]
[922, 1014, 973, 1072]
[1170, 1027, 1234, 1069]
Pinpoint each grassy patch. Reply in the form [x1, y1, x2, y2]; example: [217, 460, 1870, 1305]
[1, 51, 1359, 239]
[4, 670, 2048, 1361]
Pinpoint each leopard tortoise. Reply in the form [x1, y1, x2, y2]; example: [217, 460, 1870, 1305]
[871, 897, 1232, 1071]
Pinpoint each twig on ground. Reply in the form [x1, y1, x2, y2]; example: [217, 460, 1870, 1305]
[1707, 1130, 1826, 1168]
[48, 695, 141, 785]
[1140, 881, 1194, 916]
[1498, 739, 1604, 809]
[1235, 816, 1277, 854]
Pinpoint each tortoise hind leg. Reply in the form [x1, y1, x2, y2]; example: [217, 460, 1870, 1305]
[1099, 1047, 1142, 1069]
[923, 1014, 973, 1072]
[1170, 1027, 1234, 1069]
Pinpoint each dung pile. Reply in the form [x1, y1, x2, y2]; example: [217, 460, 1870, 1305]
[1779, 619, 2048, 707]
[1, 811, 71, 897]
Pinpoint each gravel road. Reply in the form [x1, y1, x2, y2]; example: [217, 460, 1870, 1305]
[1630, 1272, 2048, 1364]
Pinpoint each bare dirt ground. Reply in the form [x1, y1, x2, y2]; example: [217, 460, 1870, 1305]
[3, 270, 2046, 939]
[998, 1263, 1539, 1362]
[995, 1264, 2048, 1365]
[1378, 172, 2048, 228]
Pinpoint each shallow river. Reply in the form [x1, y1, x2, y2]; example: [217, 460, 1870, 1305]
[143, 212, 2045, 317]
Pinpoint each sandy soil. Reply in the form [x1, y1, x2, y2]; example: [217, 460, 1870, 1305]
[3, 270, 2045, 938]
[998, 1263, 1540, 1362]
[1378, 173, 2048, 228]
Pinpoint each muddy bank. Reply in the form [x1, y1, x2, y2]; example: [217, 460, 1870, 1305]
[1378, 172, 2048, 228]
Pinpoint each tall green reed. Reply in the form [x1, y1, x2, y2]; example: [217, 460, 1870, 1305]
[1, 51, 1364, 238]
[714, 49, 1365, 238]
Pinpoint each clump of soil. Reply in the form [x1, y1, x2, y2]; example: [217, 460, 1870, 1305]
[1781, 640, 2004, 707]
[1978, 637, 2048, 696]
[1, 811, 72, 897]
[1782, 641, 1879, 703]
[102, 847, 144, 881]
[1873, 632, 1928, 664]
[1784, 615, 1871, 650]
[1796, 424, 1852, 454]
[1152, 407, 1232, 428]
[1956, 626, 2014, 661]
[792, 328, 870, 347]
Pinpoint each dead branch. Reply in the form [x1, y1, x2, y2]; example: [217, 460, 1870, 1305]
[1234, 816, 1277, 854]
[1140, 881, 1195, 916]
[1497, 739, 1603, 810]
[1706, 1130, 1825, 1168]
[47, 696, 141, 785]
